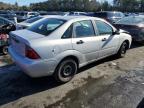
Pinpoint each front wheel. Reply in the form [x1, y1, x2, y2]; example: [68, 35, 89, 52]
[116, 42, 128, 58]
[54, 59, 78, 83]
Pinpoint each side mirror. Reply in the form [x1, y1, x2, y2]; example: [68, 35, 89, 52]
[112, 29, 120, 35]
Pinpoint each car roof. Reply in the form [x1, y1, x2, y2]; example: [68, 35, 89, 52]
[96, 11, 122, 13]
[42, 15, 102, 21]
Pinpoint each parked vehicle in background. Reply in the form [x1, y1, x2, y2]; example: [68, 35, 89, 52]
[139, 13, 144, 15]
[9, 16, 132, 83]
[39, 11, 64, 16]
[0, 10, 16, 22]
[17, 15, 61, 29]
[0, 14, 17, 22]
[0, 17, 16, 54]
[15, 11, 28, 22]
[17, 16, 43, 29]
[15, 11, 40, 22]
[64, 12, 88, 16]
[127, 13, 139, 16]
[39, 11, 48, 15]
[114, 15, 144, 43]
[27, 12, 40, 18]
[88, 11, 125, 23]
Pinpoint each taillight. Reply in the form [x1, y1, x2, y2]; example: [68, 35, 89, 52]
[25, 45, 40, 59]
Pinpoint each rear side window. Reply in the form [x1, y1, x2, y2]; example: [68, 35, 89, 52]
[62, 25, 73, 39]
[95, 20, 113, 35]
[27, 18, 66, 36]
[73, 20, 95, 38]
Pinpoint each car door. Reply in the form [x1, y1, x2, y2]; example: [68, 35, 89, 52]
[72, 20, 101, 62]
[94, 20, 119, 58]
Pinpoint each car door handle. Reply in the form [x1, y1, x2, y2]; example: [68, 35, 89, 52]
[76, 40, 84, 44]
[102, 38, 107, 41]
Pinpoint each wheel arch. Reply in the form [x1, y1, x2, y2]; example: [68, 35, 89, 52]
[54, 55, 79, 73]
[124, 39, 130, 49]
[59, 55, 79, 66]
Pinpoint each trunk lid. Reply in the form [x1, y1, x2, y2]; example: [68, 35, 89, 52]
[10, 29, 44, 40]
[10, 29, 44, 56]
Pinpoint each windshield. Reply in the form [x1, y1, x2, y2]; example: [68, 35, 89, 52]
[27, 18, 66, 36]
[23, 16, 43, 23]
[116, 16, 144, 25]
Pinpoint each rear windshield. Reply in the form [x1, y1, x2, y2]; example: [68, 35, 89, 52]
[27, 18, 66, 36]
[24, 16, 42, 23]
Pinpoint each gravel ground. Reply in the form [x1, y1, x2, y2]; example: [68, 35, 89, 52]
[0, 44, 144, 108]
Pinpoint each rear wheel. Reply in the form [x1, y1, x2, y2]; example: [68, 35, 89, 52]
[116, 41, 128, 58]
[54, 59, 78, 83]
[2, 46, 8, 55]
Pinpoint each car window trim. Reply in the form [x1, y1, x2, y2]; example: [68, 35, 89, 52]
[91, 20, 99, 36]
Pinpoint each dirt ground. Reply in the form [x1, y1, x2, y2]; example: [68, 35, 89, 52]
[0, 43, 144, 108]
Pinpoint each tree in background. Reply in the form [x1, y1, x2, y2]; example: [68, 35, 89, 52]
[0, 2, 13, 10]
[113, 0, 143, 12]
[139, 0, 144, 12]
[100, 1, 112, 11]
[0, 0, 143, 12]
[30, 0, 102, 12]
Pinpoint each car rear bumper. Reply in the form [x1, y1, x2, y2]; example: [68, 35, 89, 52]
[8, 46, 57, 78]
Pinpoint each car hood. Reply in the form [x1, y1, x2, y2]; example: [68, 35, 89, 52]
[10, 29, 44, 41]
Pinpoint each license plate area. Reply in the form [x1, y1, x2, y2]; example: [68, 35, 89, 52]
[11, 38, 25, 56]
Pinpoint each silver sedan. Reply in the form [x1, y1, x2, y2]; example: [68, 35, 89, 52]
[9, 16, 132, 83]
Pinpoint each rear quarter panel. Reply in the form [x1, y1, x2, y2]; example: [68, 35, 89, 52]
[29, 38, 86, 68]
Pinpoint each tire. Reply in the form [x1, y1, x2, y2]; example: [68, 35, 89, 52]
[116, 41, 128, 58]
[2, 46, 8, 55]
[54, 59, 78, 83]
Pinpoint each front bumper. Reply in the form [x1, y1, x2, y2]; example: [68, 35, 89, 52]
[8, 46, 57, 78]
